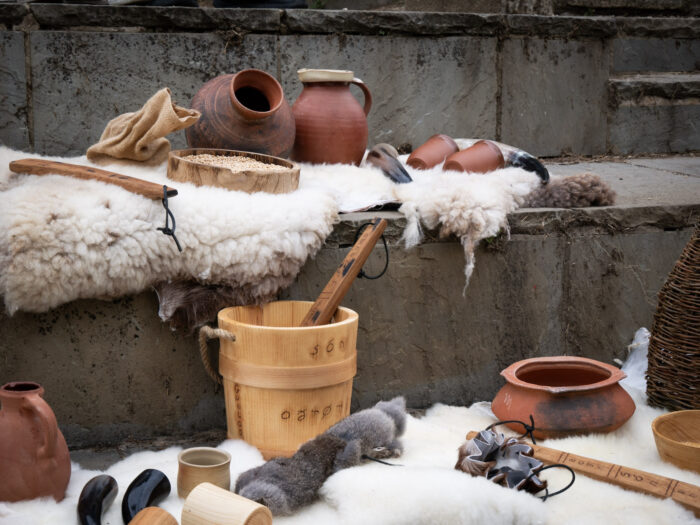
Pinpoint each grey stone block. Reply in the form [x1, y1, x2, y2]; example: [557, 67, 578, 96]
[613, 38, 700, 73]
[30, 5, 282, 31]
[616, 17, 700, 39]
[279, 34, 498, 150]
[283, 9, 503, 36]
[505, 14, 616, 38]
[609, 73, 700, 106]
[609, 104, 700, 155]
[30, 31, 277, 156]
[0, 3, 29, 27]
[0, 31, 29, 151]
[0, 294, 226, 447]
[564, 228, 692, 363]
[500, 37, 610, 157]
[624, 156, 700, 178]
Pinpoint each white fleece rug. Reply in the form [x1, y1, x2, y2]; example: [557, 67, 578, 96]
[1, 386, 698, 525]
[0, 145, 541, 315]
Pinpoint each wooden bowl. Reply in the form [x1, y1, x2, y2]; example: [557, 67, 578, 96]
[652, 410, 700, 473]
[168, 148, 299, 194]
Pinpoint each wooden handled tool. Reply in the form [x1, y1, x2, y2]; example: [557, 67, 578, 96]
[300, 217, 387, 326]
[9, 159, 177, 199]
[466, 431, 700, 517]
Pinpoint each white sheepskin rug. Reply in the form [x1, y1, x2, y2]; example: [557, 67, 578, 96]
[0, 145, 542, 316]
[1, 387, 698, 525]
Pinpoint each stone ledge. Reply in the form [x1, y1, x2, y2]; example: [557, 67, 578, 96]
[609, 73, 700, 105]
[3, 4, 698, 39]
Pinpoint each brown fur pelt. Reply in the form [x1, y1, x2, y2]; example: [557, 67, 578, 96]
[154, 280, 276, 333]
[523, 173, 616, 208]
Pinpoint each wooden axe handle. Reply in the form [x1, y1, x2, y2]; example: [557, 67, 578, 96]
[9, 159, 177, 200]
[465, 431, 700, 517]
[300, 218, 387, 326]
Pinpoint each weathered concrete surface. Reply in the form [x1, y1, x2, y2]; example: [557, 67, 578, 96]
[0, 156, 697, 447]
[0, 31, 29, 151]
[613, 38, 700, 73]
[501, 37, 610, 156]
[609, 104, 700, 155]
[30, 31, 277, 156]
[279, 34, 498, 148]
[0, 294, 225, 448]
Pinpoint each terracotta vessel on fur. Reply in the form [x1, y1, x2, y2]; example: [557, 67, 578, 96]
[291, 69, 372, 165]
[407, 134, 459, 170]
[444, 140, 505, 173]
[0, 381, 71, 502]
[186, 69, 295, 158]
[492, 356, 635, 439]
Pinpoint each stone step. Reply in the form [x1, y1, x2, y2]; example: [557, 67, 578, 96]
[554, 0, 697, 16]
[608, 73, 700, 155]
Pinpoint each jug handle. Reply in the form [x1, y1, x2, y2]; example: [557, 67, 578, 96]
[26, 393, 57, 460]
[351, 78, 372, 116]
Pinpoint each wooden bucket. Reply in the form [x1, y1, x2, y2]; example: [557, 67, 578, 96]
[217, 300, 358, 459]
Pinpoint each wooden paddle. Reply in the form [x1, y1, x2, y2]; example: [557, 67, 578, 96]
[466, 430, 700, 517]
[9, 159, 177, 199]
[300, 217, 387, 326]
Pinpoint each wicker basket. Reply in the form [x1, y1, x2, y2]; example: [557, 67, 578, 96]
[646, 223, 700, 410]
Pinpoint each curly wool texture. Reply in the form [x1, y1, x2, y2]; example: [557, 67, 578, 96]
[522, 172, 616, 208]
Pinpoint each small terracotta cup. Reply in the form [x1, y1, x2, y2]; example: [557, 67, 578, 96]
[130, 507, 178, 525]
[177, 447, 231, 499]
[407, 134, 459, 170]
[182, 482, 272, 525]
[443, 140, 505, 173]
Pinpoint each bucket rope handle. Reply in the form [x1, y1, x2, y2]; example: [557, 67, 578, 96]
[198, 325, 236, 385]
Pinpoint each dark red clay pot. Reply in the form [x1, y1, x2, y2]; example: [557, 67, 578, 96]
[186, 69, 295, 158]
[291, 69, 372, 166]
[443, 140, 504, 173]
[407, 134, 459, 170]
[0, 381, 71, 502]
[491, 356, 636, 439]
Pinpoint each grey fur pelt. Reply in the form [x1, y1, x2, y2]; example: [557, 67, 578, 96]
[235, 434, 347, 516]
[234, 397, 407, 516]
[523, 173, 616, 208]
[324, 396, 407, 472]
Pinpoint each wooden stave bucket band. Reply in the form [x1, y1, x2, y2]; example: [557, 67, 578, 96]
[217, 301, 358, 459]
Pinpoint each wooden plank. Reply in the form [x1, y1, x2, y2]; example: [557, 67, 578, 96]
[9, 159, 177, 200]
[300, 217, 387, 327]
[465, 431, 700, 517]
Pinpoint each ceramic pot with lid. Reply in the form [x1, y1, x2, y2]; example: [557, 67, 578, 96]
[0, 381, 71, 502]
[491, 356, 636, 439]
[186, 69, 295, 158]
[291, 69, 372, 166]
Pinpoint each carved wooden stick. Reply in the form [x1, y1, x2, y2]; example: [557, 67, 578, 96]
[9, 159, 177, 200]
[466, 431, 700, 517]
[300, 218, 387, 326]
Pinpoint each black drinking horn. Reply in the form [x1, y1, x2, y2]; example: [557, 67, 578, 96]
[121, 469, 171, 524]
[77, 475, 119, 525]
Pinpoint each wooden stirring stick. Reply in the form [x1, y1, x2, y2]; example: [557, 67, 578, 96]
[466, 430, 700, 517]
[9, 159, 177, 200]
[300, 217, 387, 326]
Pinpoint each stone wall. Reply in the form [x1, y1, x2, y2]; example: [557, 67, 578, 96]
[1, 4, 698, 157]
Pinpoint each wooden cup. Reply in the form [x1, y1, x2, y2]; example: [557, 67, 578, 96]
[130, 507, 178, 525]
[181, 482, 272, 525]
[177, 447, 231, 499]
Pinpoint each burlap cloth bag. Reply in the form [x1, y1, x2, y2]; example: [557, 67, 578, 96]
[87, 88, 200, 165]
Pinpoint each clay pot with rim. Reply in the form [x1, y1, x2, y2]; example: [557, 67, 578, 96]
[291, 69, 372, 166]
[0, 381, 71, 502]
[491, 356, 636, 439]
[186, 69, 295, 158]
[444, 139, 504, 173]
[407, 134, 459, 170]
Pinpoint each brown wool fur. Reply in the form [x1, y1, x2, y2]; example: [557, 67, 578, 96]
[523, 173, 616, 209]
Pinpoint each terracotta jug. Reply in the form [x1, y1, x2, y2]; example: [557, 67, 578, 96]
[291, 69, 372, 165]
[186, 69, 295, 158]
[444, 140, 505, 173]
[491, 356, 636, 439]
[0, 381, 71, 502]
